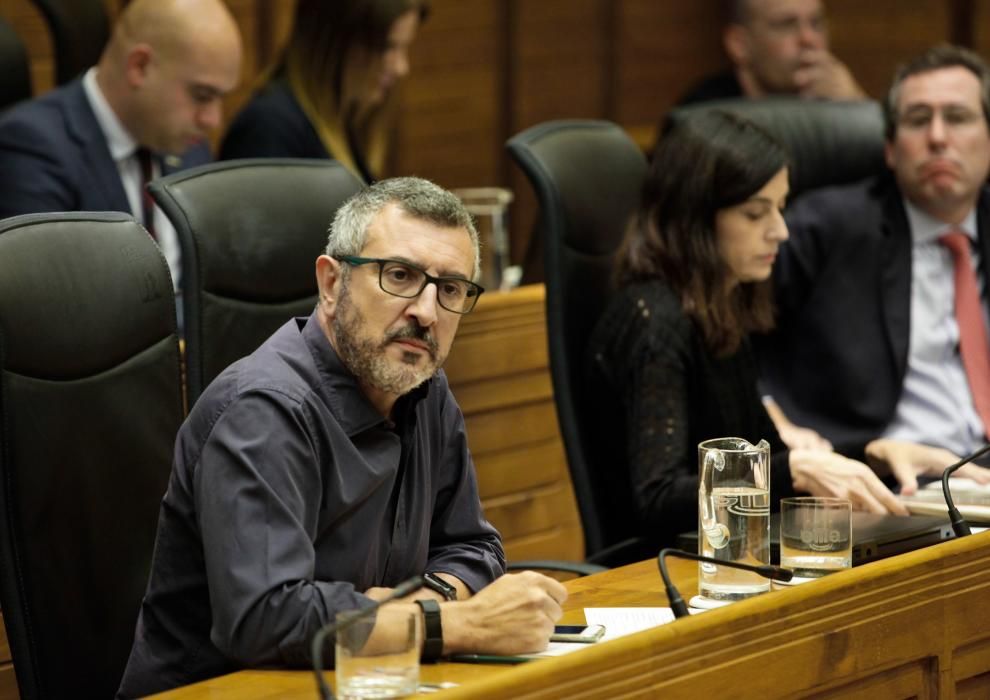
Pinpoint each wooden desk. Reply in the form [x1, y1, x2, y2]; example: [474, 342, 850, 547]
[153, 532, 990, 699]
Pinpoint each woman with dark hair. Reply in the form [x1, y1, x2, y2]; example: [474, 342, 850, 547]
[220, 0, 428, 182]
[586, 111, 907, 548]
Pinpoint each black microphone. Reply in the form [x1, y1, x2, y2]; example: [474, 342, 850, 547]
[657, 548, 793, 619]
[941, 443, 990, 538]
[311, 575, 424, 700]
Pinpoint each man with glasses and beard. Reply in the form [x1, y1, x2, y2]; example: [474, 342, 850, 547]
[118, 177, 567, 698]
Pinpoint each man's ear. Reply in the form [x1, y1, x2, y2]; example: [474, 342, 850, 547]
[316, 255, 343, 315]
[883, 139, 896, 171]
[723, 24, 750, 66]
[124, 44, 154, 88]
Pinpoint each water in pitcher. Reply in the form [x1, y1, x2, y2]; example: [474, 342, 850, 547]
[699, 486, 770, 601]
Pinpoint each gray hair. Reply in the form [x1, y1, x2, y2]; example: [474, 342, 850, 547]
[325, 176, 481, 281]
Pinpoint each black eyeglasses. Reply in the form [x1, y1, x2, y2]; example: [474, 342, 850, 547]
[337, 256, 484, 314]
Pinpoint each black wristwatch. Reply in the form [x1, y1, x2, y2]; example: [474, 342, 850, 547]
[423, 572, 457, 601]
[415, 598, 444, 662]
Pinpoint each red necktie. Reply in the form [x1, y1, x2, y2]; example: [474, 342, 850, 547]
[135, 147, 157, 240]
[939, 231, 990, 434]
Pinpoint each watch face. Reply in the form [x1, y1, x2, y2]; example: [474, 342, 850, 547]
[424, 573, 456, 600]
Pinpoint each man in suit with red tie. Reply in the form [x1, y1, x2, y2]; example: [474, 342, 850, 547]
[0, 0, 242, 321]
[760, 44, 990, 491]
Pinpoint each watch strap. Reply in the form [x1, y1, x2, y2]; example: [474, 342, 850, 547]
[415, 598, 443, 663]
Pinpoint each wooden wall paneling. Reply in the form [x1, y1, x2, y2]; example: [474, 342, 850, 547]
[973, 0, 990, 61]
[613, 1, 726, 135]
[0, 0, 53, 95]
[0, 611, 17, 700]
[444, 285, 585, 564]
[507, 0, 609, 270]
[393, 0, 503, 188]
[827, 0, 953, 99]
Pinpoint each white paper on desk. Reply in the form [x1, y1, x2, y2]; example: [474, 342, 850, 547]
[583, 607, 703, 642]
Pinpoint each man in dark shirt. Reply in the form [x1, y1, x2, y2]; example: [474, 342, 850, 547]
[678, 0, 863, 105]
[118, 177, 567, 697]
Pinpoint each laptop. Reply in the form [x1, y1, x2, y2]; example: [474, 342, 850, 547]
[676, 512, 954, 565]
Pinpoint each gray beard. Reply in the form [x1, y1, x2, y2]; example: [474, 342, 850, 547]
[331, 284, 442, 397]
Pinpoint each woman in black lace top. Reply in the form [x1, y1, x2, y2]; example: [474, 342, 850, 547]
[586, 111, 907, 547]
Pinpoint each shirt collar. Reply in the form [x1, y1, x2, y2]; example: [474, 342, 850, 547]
[300, 313, 431, 436]
[904, 197, 978, 245]
[82, 67, 139, 161]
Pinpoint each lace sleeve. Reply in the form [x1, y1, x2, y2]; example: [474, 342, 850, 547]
[618, 304, 701, 542]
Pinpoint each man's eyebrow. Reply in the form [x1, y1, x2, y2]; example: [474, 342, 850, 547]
[188, 82, 223, 98]
[388, 255, 471, 280]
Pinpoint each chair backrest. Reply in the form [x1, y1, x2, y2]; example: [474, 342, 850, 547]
[150, 157, 364, 404]
[0, 212, 181, 699]
[506, 120, 648, 563]
[0, 15, 31, 111]
[29, 0, 109, 85]
[664, 98, 887, 199]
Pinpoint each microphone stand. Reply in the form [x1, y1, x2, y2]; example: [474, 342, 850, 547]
[941, 443, 990, 538]
[311, 575, 424, 700]
[657, 548, 793, 619]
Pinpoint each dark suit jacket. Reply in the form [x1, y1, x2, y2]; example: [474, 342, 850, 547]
[758, 174, 990, 458]
[0, 77, 210, 219]
[219, 78, 374, 184]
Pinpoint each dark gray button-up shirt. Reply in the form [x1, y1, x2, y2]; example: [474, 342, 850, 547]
[118, 314, 504, 697]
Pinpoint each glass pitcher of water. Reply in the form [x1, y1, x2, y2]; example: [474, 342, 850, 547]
[697, 437, 771, 603]
[451, 187, 513, 292]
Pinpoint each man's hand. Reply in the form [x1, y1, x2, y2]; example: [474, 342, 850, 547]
[789, 449, 908, 515]
[440, 571, 567, 656]
[794, 49, 865, 100]
[865, 438, 990, 496]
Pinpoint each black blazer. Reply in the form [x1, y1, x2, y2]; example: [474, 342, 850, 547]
[758, 174, 990, 458]
[0, 77, 209, 219]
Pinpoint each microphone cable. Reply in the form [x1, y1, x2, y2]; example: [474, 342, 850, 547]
[942, 443, 990, 538]
[657, 548, 793, 619]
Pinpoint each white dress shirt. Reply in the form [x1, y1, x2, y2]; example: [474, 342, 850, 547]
[882, 199, 987, 454]
[82, 68, 182, 296]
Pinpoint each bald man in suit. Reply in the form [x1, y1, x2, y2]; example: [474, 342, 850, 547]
[0, 0, 242, 314]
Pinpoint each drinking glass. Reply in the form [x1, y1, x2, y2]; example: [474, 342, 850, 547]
[779, 497, 852, 580]
[335, 606, 420, 699]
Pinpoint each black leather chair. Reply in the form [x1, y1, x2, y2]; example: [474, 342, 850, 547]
[0, 15, 31, 111]
[150, 158, 365, 405]
[663, 98, 887, 199]
[507, 120, 649, 567]
[29, 0, 109, 85]
[0, 212, 181, 699]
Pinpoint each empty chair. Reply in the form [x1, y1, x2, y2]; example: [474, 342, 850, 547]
[0, 14, 31, 110]
[507, 120, 649, 567]
[29, 0, 109, 84]
[150, 158, 365, 404]
[663, 98, 886, 199]
[0, 212, 182, 699]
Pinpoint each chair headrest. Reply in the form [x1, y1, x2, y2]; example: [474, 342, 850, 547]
[0, 212, 175, 379]
[664, 98, 887, 197]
